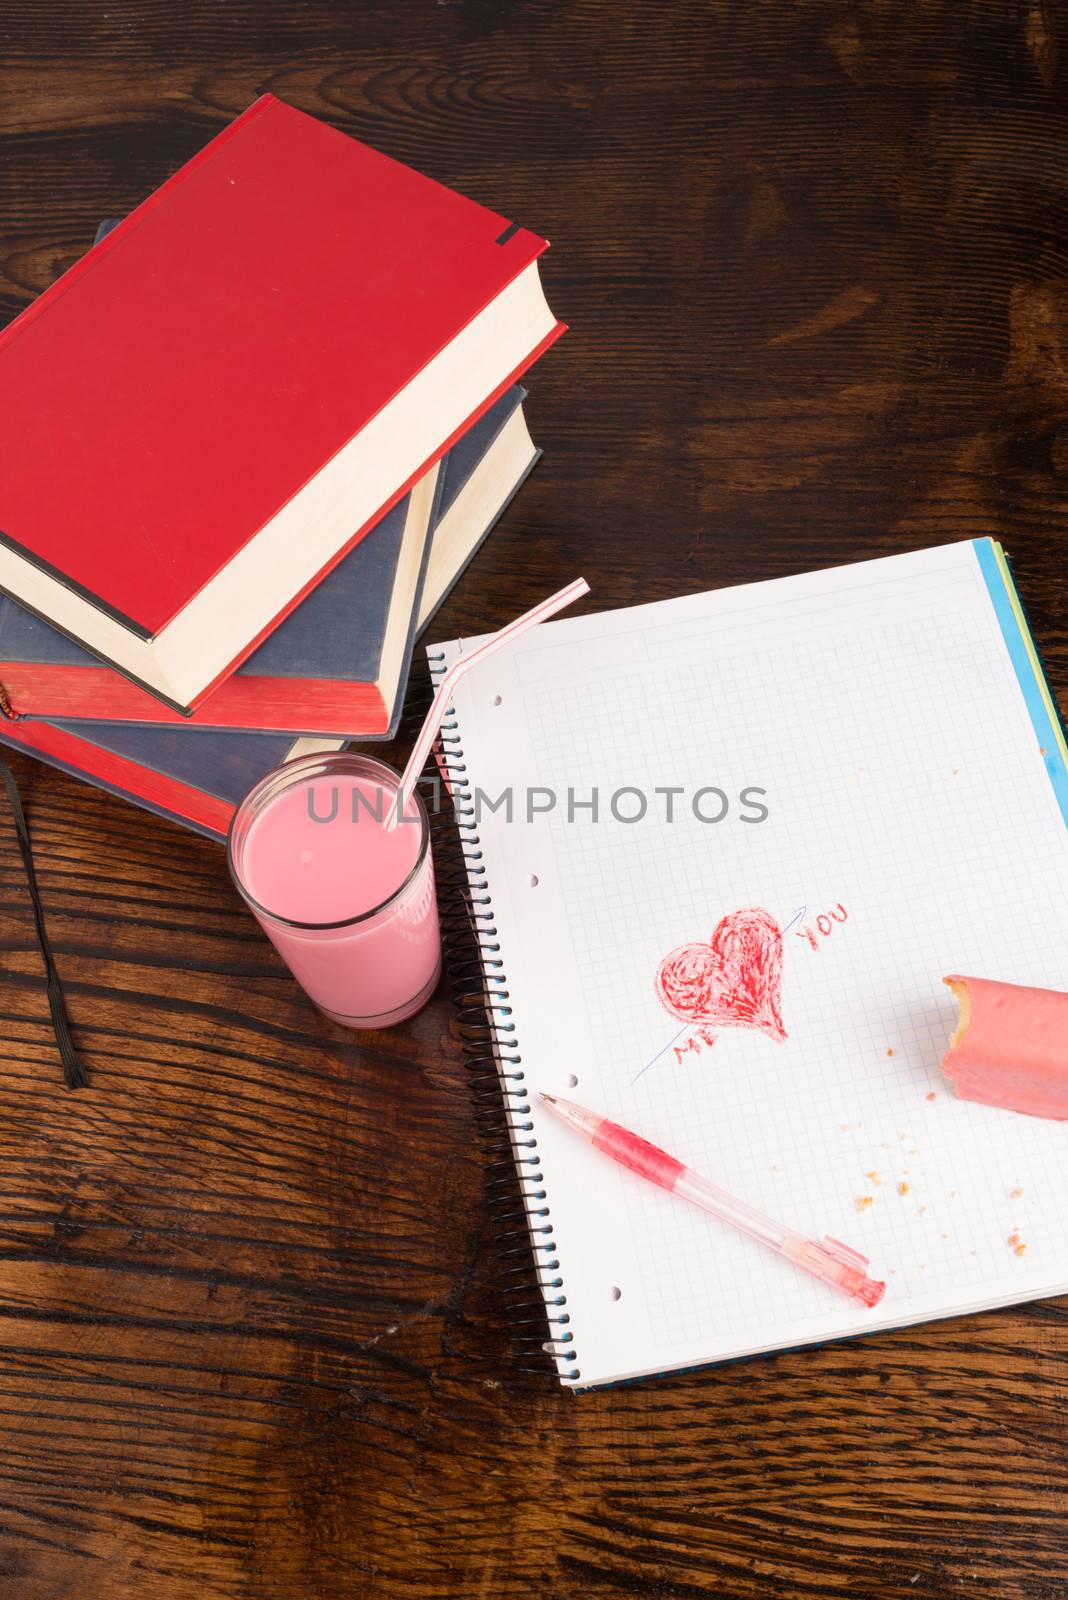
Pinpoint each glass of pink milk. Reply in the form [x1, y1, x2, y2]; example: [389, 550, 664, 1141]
[227, 752, 441, 1028]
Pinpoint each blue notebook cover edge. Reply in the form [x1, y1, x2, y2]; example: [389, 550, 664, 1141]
[972, 536, 1068, 827]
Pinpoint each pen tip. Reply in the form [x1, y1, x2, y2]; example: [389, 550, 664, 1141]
[539, 1091, 557, 1105]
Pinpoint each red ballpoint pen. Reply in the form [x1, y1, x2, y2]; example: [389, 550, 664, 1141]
[539, 1094, 886, 1308]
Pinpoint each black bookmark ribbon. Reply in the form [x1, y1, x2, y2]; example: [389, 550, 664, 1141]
[0, 756, 87, 1088]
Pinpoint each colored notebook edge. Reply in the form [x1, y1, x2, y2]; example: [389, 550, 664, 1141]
[973, 537, 1068, 827]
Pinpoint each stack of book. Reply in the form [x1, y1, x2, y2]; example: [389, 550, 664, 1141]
[0, 96, 563, 841]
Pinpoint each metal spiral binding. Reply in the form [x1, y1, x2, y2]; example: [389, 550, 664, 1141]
[418, 651, 579, 1384]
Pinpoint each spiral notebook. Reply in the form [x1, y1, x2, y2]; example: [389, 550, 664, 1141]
[430, 539, 1068, 1388]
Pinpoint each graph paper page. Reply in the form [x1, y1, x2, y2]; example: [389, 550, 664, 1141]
[432, 541, 1068, 1387]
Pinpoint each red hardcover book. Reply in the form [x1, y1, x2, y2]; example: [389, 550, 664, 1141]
[0, 95, 562, 713]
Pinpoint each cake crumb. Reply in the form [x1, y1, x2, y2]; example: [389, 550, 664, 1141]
[886, 1048, 894, 1057]
[855, 1195, 873, 1212]
[1015, 1243, 1027, 1256]
[926, 1092, 937, 1102]
[1009, 1231, 1021, 1247]
[866, 1170, 881, 1185]
[1011, 1187, 1023, 1200]
[898, 1181, 910, 1196]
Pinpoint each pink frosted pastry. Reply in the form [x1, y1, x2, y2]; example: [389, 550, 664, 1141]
[942, 975, 1068, 1119]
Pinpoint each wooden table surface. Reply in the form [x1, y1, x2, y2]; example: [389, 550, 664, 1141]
[3, 3, 1068, 1596]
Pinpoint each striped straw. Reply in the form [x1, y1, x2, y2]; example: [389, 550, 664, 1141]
[385, 577, 590, 829]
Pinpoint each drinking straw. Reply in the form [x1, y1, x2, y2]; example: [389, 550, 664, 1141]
[385, 577, 590, 828]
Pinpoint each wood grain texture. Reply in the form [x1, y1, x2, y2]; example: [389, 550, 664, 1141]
[3, 2, 1068, 1595]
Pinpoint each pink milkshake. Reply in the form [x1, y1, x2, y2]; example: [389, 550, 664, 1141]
[227, 753, 440, 1028]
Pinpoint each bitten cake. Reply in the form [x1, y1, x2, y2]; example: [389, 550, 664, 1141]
[942, 975, 1068, 1120]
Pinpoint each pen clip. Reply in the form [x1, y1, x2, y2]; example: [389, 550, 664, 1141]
[817, 1235, 872, 1272]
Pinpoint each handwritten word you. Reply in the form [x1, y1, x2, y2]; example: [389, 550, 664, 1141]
[794, 904, 848, 950]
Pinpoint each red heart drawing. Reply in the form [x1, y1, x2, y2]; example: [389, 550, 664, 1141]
[655, 907, 786, 1044]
